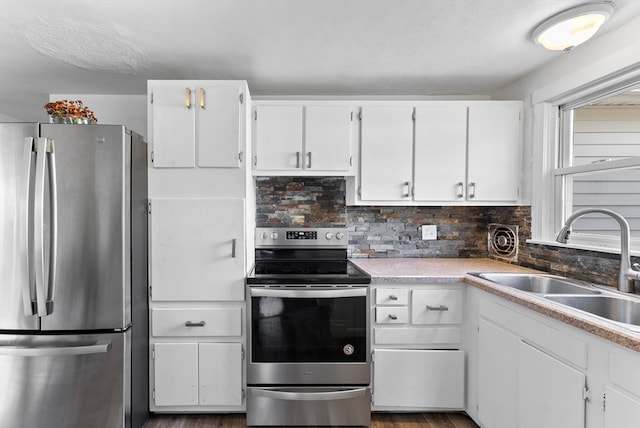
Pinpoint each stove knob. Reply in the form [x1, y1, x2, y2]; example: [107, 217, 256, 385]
[325, 232, 334, 240]
[270, 232, 279, 240]
[261, 231, 269, 240]
[336, 232, 344, 240]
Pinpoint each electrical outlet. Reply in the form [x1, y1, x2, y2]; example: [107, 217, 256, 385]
[422, 224, 437, 240]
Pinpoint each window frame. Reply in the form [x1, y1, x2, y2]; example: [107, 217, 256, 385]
[529, 65, 640, 256]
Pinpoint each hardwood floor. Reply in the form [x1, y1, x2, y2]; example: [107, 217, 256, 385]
[144, 412, 479, 428]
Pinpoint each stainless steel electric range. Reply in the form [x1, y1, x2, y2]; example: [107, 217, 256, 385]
[245, 227, 371, 427]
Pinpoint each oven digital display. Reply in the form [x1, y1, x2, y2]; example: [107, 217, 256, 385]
[286, 231, 317, 240]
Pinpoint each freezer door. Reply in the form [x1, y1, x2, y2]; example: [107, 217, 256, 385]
[0, 123, 40, 330]
[39, 124, 131, 330]
[0, 331, 130, 428]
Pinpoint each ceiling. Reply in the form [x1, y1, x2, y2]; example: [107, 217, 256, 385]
[1, 0, 639, 120]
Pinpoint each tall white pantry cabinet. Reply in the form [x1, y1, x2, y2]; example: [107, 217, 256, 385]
[146, 80, 254, 412]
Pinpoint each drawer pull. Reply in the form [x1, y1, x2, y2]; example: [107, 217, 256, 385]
[388, 295, 398, 301]
[388, 314, 398, 320]
[185, 321, 206, 327]
[426, 305, 449, 311]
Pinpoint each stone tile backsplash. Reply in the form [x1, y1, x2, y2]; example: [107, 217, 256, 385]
[254, 176, 638, 289]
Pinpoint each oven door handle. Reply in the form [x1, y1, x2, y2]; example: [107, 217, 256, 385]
[250, 288, 367, 298]
[250, 387, 369, 401]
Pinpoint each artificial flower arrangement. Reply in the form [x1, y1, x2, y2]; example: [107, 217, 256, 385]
[44, 99, 98, 124]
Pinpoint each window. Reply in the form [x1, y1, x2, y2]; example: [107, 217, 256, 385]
[554, 83, 640, 251]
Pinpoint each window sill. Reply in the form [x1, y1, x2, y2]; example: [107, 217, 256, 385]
[526, 239, 640, 258]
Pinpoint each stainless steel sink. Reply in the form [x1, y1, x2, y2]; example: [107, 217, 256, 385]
[545, 295, 640, 328]
[474, 273, 601, 295]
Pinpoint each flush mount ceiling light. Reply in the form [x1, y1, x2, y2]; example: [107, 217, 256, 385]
[531, 1, 616, 51]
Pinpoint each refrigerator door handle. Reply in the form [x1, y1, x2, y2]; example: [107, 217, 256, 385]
[0, 342, 112, 357]
[20, 137, 36, 316]
[33, 138, 56, 316]
[46, 139, 58, 315]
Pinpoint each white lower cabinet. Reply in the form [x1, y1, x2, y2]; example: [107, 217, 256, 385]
[153, 342, 242, 407]
[373, 349, 464, 409]
[518, 341, 586, 428]
[150, 305, 245, 411]
[372, 283, 465, 411]
[468, 286, 640, 428]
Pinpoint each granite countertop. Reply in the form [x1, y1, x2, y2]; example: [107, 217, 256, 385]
[350, 257, 640, 352]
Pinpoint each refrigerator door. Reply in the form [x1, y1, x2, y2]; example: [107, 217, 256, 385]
[0, 331, 130, 428]
[0, 123, 40, 330]
[39, 124, 131, 331]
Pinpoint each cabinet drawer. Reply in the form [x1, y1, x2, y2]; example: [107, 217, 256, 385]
[374, 327, 461, 345]
[376, 288, 410, 305]
[376, 307, 409, 324]
[152, 308, 242, 337]
[411, 289, 463, 324]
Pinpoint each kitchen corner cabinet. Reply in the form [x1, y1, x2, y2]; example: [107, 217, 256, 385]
[252, 104, 354, 175]
[467, 286, 640, 428]
[148, 81, 247, 168]
[371, 284, 465, 410]
[356, 100, 522, 205]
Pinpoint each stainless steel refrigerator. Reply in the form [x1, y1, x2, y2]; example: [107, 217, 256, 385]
[0, 123, 148, 428]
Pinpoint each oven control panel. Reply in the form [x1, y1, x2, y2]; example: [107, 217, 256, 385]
[255, 227, 347, 248]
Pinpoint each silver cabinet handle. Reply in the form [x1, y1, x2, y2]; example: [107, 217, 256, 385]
[388, 314, 398, 320]
[468, 182, 476, 199]
[47, 139, 58, 316]
[232, 238, 236, 258]
[296, 151, 301, 168]
[402, 181, 411, 198]
[456, 181, 464, 198]
[388, 295, 398, 301]
[427, 305, 449, 311]
[0, 342, 111, 357]
[306, 152, 312, 168]
[185, 321, 206, 327]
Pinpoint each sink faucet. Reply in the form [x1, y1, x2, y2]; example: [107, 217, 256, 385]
[556, 208, 640, 293]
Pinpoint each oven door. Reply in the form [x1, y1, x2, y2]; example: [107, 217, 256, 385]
[247, 286, 370, 385]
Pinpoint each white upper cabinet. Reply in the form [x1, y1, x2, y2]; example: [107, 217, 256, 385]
[467, 103, 521, 202]
[149, 81, 246, 168]
[253, 103, 354, 175]
[413, 104, 468, 201]
[351, 100, 522, 205]
[360, 106, 414, 201]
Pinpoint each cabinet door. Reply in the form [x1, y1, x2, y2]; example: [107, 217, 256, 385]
[373, 349, 464, 409]
[199, 343, 243, 406]
[305, 106, 352, 171]
[254, 105, 303, 170]
[150, 198, 245, 301]
[360, 106, 414, 201]
[154, 343, 198, 406]
[197, 84, 242, 168]
[151, 85, 196, 168]
[413, 105, 467, 201]
[467, 103, 521, 201]
[604, 385, 640, 428]
[478, 317, 519, 428]
[518, 341, 586, 428]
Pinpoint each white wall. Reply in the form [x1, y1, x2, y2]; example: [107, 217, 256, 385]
[491, 15, 640, 206]
[49, 94, 147, 140]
